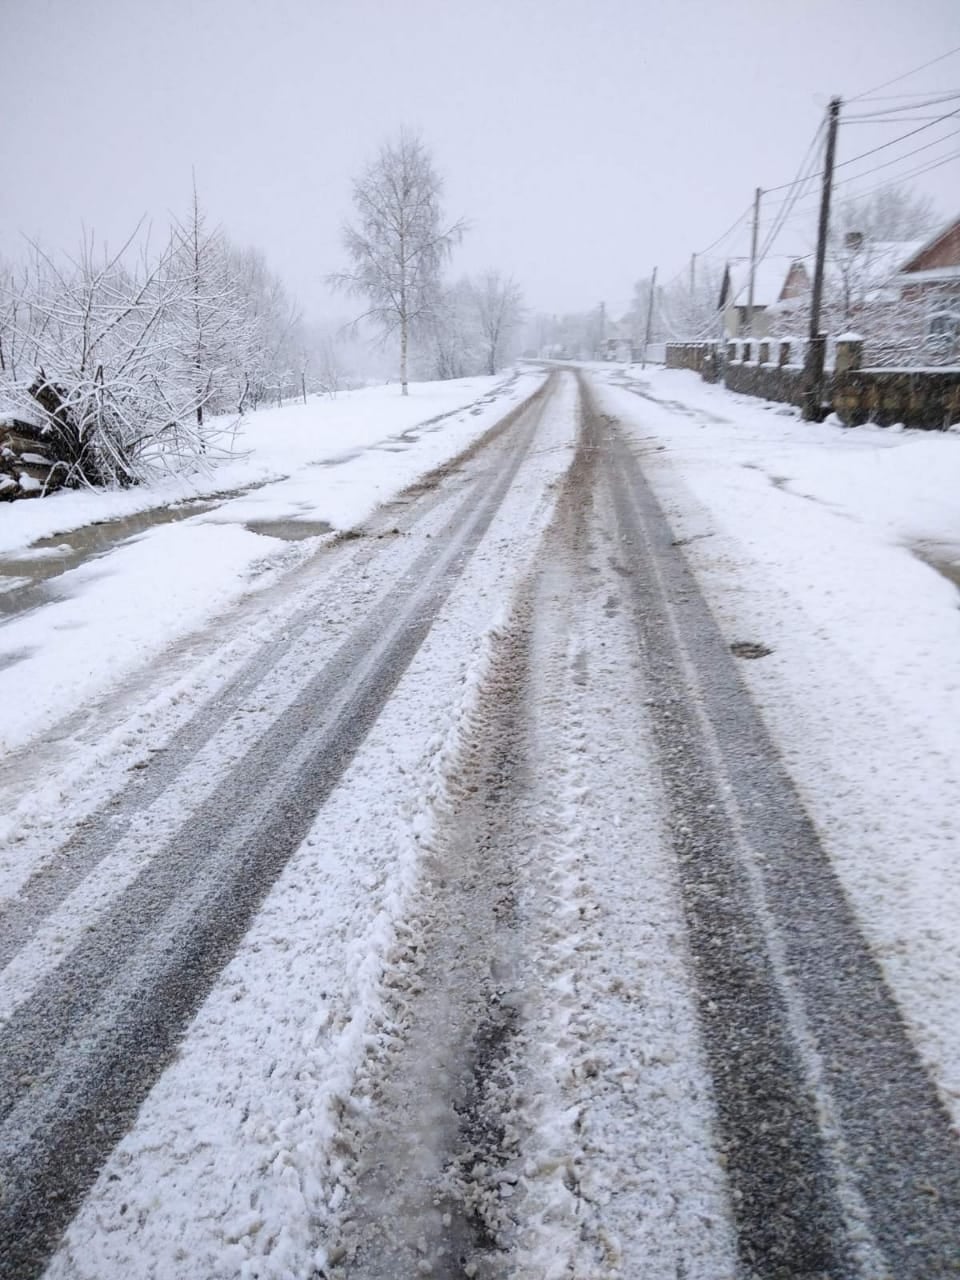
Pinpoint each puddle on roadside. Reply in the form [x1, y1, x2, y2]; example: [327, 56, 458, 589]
[0, 493, 244, 620]
[0, 647, 34, 672]
[244, 519, 333, 541]
[913, 543, 960, 593]
[310, 450, 364, 468]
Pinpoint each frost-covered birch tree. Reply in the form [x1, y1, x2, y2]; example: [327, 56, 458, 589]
[331, 131, 465, 395]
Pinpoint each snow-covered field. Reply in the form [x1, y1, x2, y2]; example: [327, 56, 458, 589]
[594, 363, 960, 1110]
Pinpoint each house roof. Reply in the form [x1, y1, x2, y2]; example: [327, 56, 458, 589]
[719, 257, 809, 310]
[834, 239, 925, 291]
[899, 215, 960, 274]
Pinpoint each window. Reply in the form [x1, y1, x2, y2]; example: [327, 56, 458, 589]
[926, 310, 960, 351]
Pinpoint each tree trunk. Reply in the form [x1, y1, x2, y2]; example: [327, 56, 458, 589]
[400, 315, 409, 395]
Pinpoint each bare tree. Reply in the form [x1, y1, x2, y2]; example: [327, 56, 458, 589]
[417, 277, 477, 380]
[331, 130, 465, 395]
[473, 271, 524, 374]
[833, 184, 938, 246]
[168, 182, 253, 426]
[0, 226, 220, 486]
[655, 263, 724, 341]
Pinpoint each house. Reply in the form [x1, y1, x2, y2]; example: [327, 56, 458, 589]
[895, 215, 960, 357]
[718, 257, 810, 338]
[602, 321, 636, 362]
[814, 219, 960, 363]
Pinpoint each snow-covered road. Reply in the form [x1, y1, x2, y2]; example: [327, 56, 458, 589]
[1, 368, 959, 1278]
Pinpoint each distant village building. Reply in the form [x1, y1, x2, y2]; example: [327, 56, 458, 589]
[718, 258, 810, 338]
[781, 215, 960, 364]
[602, 322, 636, 362]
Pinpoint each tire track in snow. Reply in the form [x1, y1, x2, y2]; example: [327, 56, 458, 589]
[0, 377, 556, 1280]
[506, 401, 738, 1279]
[328, 590, 533, 1278]
[0, 376, 547, 953]
[327, 380, 740, 1279]
[585, 373, 960, 1278]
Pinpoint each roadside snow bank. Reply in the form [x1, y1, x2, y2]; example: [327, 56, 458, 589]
[0, 373, 515, 554]
[0, 371, 542, 755]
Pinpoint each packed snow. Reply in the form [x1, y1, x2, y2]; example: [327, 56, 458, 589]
[594, 363, 960, 1115]
[3, 364, 959, 1277]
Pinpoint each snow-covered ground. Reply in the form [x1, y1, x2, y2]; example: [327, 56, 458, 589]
[39, 373, 580, 1280]
[594, 363, 960, 1112]
[4, 365, 960, 1277]
[0, 372, 540, 761]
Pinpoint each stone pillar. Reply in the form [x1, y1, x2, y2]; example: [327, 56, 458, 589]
[835, 336, 864, 374]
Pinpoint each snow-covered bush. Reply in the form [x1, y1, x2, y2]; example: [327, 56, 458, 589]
[0, 195, 317, 490]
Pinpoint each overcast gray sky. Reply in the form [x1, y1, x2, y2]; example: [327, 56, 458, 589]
[3, 0, 958, 321]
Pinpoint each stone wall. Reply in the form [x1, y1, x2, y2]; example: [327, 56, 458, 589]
[722, 339, 813, 408]
[663, 337, 960, 429]
[833, 369, 960, 429]
[666, 341, 717, 373]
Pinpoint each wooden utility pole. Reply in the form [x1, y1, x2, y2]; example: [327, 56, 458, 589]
[803, 95, 842, 421]
[641, 267, 658, 368]
[746, 186, 762, 337]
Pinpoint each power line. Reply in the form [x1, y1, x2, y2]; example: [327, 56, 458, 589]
[843, 90, 960, 119]
[852, 88, 960, 102]
[695, 205, 752, 257]
[833, 106, 960, 170]
[657, 204, 752, 295]
[759, 119, 826, 201]
[645, 80, 958, 320]
[836, 146, 960, 202]
[831, 125, 960, 187]
[755, 127, 825, 262]
[764, 105, 960, 194]
[843, 112, 960, 125]
[850, 44, 960, 102]
[765, 121, 960, 225]
[774, 145, 960, 227]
